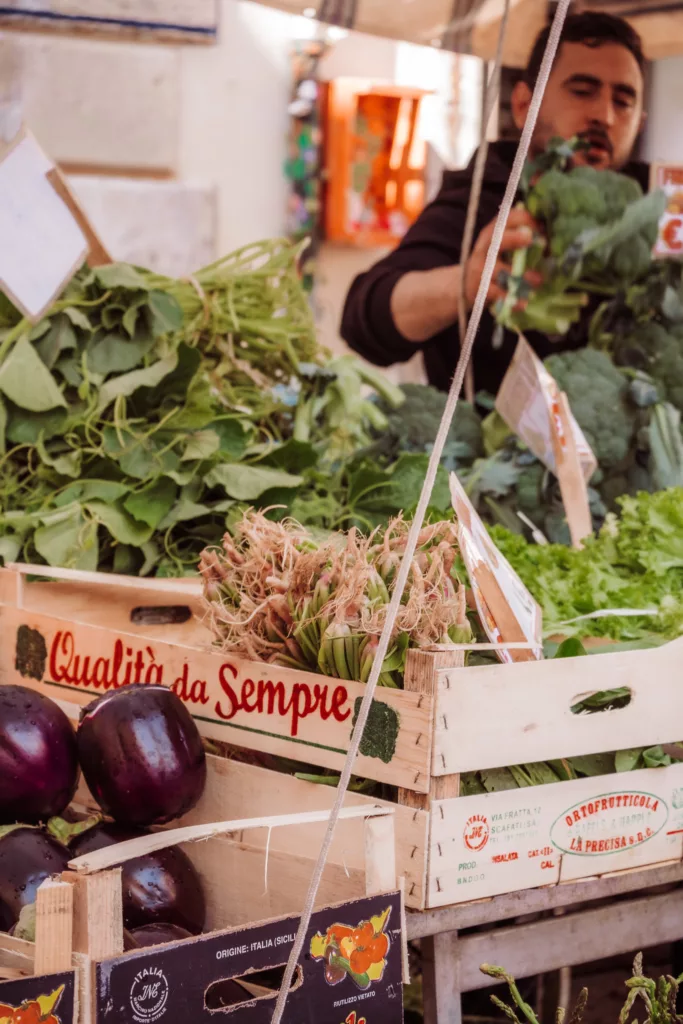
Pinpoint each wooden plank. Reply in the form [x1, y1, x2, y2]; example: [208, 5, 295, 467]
[34, 879, 73, 975]
[0, 0, 218, 43]
[422, 932, 462, 1024]
[364, 815, 397, 895]
[9, 577, 209, 646]
[433, 636, 683, 775]
[184, 837, 366, 931]
[407, 857, 683, 938]
[73, 752, 430, 911]
[68, 806, 394, 874]
[0, 604, 431, 792]
[428, 763, 683, 908]
[454, 888, 683, 992]
[0, 936, 34, 975]
[399, 649, 460, 811]
[65, 868, 123, 960]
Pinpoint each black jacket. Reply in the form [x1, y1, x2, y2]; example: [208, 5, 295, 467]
[340, 141, 651, 395]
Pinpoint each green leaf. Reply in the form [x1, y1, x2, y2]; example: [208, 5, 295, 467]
[34, 504, 99, 570]
[553, 637, 588, 659]
[0, 395, 7, 456]
[87, 331, 157, 376]
[209, 418, 249, 459]
[0, 535, 22, 563]
[6, 405, 69, 445]
[122, 304, 140, 338]
[36, 437, 82, 479]
[97, 352, 179, 412]
[55, 480, 129, 507]
[113, 544, 139, 574]
[124, 478, 177, 530]
[615, 748, 642, 773]
[0, 336, 67, 412]
[86, 500, 154, 546]
[159, 498, 212, 530]
[147, 291, 183, 337]
[262, 438, 318, 474]
[181, 429, 220, 462]
[206, 464, 303, 501]
[102, 427, 181, 481]
[102, 305, 125, 330]
[62, 306, 93, 331]
[54, 355, 83, 388]
[94, 263, 149, 291]
[35, 316, 77, 370]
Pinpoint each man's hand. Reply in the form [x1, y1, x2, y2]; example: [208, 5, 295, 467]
[463, 208, 543, 309]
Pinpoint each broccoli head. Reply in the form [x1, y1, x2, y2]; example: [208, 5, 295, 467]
[610, 321, 683, 413]
[544, 348, 637, 470]
[371, 383, 484, 468]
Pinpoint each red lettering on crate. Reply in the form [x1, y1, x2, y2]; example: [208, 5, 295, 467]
[215, 662, 351, 737]
[464, 814, 490, 852]
[49, 632, 163, 690]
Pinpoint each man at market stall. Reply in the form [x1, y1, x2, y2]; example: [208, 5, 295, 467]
[340, 11, 649, 395]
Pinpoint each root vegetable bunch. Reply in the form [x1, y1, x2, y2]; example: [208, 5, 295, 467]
[199, 511, 472, 686]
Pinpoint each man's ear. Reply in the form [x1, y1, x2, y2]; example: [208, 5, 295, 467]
[512, 79, 532, 131]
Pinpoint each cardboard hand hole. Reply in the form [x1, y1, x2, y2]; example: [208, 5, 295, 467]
[130, 606, 193, 626]
[570, 687, 632, 715]
[204, 964, 303, 1012]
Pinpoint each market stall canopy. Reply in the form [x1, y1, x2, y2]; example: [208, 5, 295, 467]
[251, 0, 683, 65]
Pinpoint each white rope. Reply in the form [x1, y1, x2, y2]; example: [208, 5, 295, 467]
[460, 0, 512, 402]
[270, 5, 573, 1021]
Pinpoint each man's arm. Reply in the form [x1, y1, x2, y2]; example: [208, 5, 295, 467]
[340, 195, 538, 362]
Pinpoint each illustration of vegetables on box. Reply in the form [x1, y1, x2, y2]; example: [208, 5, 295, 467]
[310, 907, 392, 991]
[0, 984, 65, 1024]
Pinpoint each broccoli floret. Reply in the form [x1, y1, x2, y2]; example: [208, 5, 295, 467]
[544, 349, 637, 470]
[370, 383, 484, 468]
[611, 321, 683, 413]
[495, 142, 665, 337]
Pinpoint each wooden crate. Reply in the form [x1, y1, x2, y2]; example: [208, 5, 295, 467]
[3, 566, 683, 911]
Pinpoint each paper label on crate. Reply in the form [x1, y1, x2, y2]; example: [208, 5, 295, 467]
[651, 164, 683, 258]
[0, 971, 76, 1024]
[0, 132, 88, 321]
[496, 335, 597, 482]
[429, 765, 683, 906]
[96, 891, 404, 1024]
[449, 472, 543, 663]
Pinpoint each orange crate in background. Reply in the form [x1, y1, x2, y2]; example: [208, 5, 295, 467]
[324, 79, 431, 247]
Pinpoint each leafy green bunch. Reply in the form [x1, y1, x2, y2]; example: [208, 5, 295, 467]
[495, 137, 666, 337]
[0, 243, 413, 576]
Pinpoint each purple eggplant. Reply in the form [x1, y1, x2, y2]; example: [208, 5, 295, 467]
[77, 685, 206, 827]
[70, 822, 206, 935]
[0, 827, 70, 932]
[125, 923, 193, 950]
[0, 686, 79, 825]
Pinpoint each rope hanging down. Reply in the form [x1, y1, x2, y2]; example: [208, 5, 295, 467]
[460, 0, 512, 402]
[270, 3, 573, 1021]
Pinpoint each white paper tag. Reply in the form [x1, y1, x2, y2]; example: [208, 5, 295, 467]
[450, 473, 543, 664]
[0, 133, 88, 321]
[496, 336, 597, 482]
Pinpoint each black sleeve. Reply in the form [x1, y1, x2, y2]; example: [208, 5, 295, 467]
[339, 186, 469, 368]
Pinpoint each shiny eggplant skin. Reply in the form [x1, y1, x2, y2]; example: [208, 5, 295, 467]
[70, 822, 206, 935]
[0, 828, 70, 931]
[77, 685, 206, 827]
[125, 922, 193, 950]
[0, 685, 79, 825]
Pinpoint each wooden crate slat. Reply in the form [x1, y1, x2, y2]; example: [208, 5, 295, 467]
[0, 603, 432, 793]
[433, 637, 683, 775]
[428, 763, 683, 908]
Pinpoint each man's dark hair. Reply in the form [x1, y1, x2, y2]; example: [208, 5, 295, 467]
[525, 10, 645, 86]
